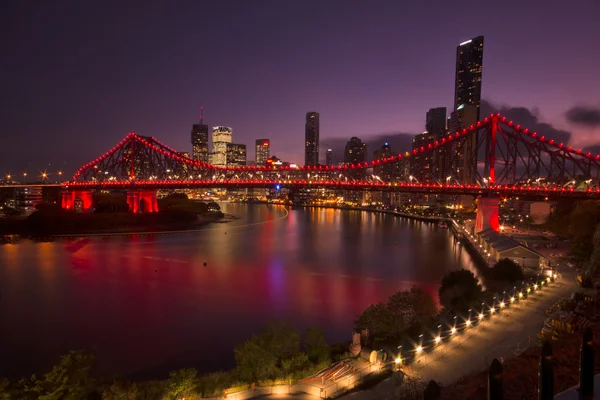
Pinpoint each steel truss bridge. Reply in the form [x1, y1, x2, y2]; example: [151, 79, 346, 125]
[63, 114, 600, 201]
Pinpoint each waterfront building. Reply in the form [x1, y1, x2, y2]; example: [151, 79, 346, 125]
[255, 139, 270, 166]
[305, 112, 319, 166]
[210, 126, 233, 167]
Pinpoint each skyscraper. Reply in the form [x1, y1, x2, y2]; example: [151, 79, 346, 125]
[226, 143, 247, 167]
[410, 132, 435, 182]
[448, 104, 478, 184]
[454, 36, 484, 119]
[326, 149, 333, 166]
[191, 108, 209, 163]
[255, 139, 270, 166]
[453, 35, 484, 184]
[344, 137, 367, 164]
[210, 126, 232, 167]
[426, 107, 447, 182]
[373, 143, 393, 179]
[305, 112, 319, 166]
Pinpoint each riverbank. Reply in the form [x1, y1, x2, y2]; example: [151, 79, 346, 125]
[0, 210, 227, 241]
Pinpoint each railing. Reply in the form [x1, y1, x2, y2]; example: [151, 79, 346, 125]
[422, 329, 595, 400]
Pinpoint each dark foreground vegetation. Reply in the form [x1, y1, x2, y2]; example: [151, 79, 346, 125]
[0, 322, 345, 400]
[0, 193, 224, 237]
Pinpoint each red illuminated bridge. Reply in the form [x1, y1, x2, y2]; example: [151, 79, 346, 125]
[61, 114, 600, 216]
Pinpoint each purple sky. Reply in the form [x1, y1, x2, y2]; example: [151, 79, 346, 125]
[2, 0, 600, 177]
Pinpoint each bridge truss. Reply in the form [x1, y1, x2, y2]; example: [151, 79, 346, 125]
[65, 114, 600, 199]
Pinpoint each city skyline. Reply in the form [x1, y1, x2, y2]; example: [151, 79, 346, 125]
[2, 1, 600, 176]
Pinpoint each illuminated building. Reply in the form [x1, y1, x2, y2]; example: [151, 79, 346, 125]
[210, 126, 232, 167]
[344, 137, 366, 164]
[326, 149, 333, 166]
[452, 36, 484, 185]
[226, 143, 247, 167]
[191, 109, 209, 162]
[410, 132, 435, 182]
[449, 104, 478, 184]
[305, 112, 319, 166]
[455, 36, 484, 119]
[16, 186, 42, 214]
[255, 139, 270, 166]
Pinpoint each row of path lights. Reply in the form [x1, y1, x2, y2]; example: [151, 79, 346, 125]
[392, 270, 559, 372]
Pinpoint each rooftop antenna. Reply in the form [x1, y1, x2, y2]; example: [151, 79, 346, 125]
[200, 106, 204, 124]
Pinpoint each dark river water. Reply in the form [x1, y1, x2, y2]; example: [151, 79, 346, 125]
[0, 203, 480, 379]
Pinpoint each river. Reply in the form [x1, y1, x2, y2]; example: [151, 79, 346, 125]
[0, 203, 480, 379]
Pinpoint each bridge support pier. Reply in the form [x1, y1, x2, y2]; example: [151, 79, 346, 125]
[127, 190, 158, 213]
[475, 196, 500, 233]
[61, 190, 93, 213]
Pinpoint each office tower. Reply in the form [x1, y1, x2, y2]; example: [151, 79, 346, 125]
[255, 139, 270, 166]
[305, 112, 319, 166]
[344, 137, 367, 164]
[410, 132, 435, 182]
[448, 104, 478, 184]
[326, 149, 333, 166]
[454, 36, 484, 119]
[191, 108, 209, 162]
[373, 142, 395, 179]
[210, 126, 232, 167]
[226, 143, 247, 167]
[453, 35, 483, 185]
[426, 107, 448, 182]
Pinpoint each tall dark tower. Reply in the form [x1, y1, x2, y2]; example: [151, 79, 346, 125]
[191, 107, 209, 163]
[454, 36, 484, 120]
[304, 112, 320, 166]
[426, 107, 447, 182]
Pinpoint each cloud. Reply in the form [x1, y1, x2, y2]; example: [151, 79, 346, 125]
[565, 106, 600, 127]
[481, 100, 572, 144]
[321, 132, 415, 163]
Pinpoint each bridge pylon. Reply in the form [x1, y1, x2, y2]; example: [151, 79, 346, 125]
[61, 190, 93, 213]
[475, 196, 500, 233]
[127, 190, 158, 213]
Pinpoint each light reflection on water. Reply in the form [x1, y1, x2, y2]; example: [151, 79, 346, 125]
[0, 204, 480, 379]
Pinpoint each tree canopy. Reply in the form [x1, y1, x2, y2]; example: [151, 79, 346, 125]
[491, 258, 524, 283]
[355, 286, 437, 346]
[166, 368, 198, 400]
[438, 269, 483, 313]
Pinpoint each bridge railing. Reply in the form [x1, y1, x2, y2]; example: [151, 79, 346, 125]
[422, 329, 595, 400]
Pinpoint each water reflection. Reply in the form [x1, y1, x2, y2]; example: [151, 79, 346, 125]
[0, 204, 479, 379]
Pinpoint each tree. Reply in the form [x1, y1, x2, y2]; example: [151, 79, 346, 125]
[568, 201, 600, 262]
[166, 368, 198, 400]
[438, 269, 483, 313]
[491, 258, 524, 283]
[234, 336, 279, 382]
[355, 303, 396, 344]
[281, 353, 309, 376]
[20, 350, 94, 400]
[102, 381, 137, 399]
[303, 328, 330, 363]
[388, 286, 437, 332]
[259, 320, 300, 360]
[0, 379, 11, 400]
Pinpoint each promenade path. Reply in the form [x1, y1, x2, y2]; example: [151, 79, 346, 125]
[409, 266, 577, 385]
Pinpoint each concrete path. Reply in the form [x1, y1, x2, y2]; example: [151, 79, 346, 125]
[410, 269, 576, 385]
